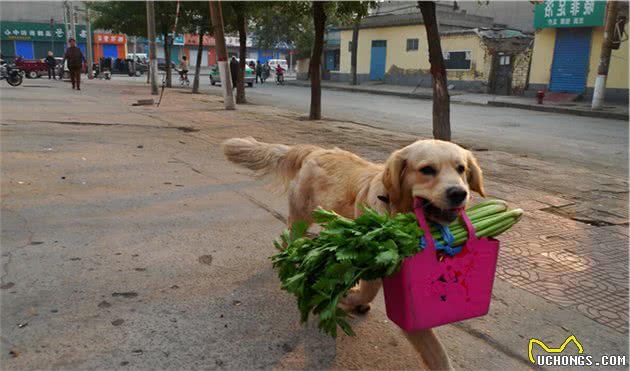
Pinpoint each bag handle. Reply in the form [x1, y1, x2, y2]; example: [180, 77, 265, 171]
[413, 198, 436, 253]
[413, 198, 479, 255]
[458, 207, 478, 243]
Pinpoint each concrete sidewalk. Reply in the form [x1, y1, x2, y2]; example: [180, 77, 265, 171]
[287, 80, 629, 121]
[1, 79, 628, 370]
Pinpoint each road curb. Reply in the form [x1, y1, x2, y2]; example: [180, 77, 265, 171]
[285, 80, 433, 100]
[287, 81, 628, 120]
[487, 101, 628, 121]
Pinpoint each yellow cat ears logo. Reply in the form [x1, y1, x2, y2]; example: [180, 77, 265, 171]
[528, 335, 584, 364]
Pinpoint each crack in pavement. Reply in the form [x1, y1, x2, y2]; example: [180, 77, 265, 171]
[169, 156, 287, 225]
[452, 322, 541, 370]
[1, 208, 34, 286]
[3, 119, 197, 133]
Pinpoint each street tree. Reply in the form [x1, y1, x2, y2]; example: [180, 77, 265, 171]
[179, 2, 212, 94]
[222, 2, 248, 104]
[309, 1, 372, 120]
[92, 1, 191, 88]
[418, 1, 451, 141]
[346, 2, 376, 86]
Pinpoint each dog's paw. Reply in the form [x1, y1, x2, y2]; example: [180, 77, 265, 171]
[339, 289, 371, 315]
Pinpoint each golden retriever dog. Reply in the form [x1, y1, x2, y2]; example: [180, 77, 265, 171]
[223, 137, 485, 370]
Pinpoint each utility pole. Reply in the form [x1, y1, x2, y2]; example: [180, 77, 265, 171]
[69, 1, 76, 40]
[50, 18, 55, 53]
[146, 0, 159, 95]
[592, 1, 618, 110]
[209, 0, 235, 110]
[85, 6, 93, 79]
[63, 1, 70, 46]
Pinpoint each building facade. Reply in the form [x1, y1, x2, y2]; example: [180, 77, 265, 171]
[333, 24, 531, 94]
[1, 20, 88, 59]
[528, 0, 628, 102]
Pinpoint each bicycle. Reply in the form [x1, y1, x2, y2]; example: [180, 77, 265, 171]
[177, 69, 190, 88]
[276, 73, 284, 86]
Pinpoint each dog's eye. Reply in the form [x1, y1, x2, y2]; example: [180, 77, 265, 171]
[456, 164, 466, 174]
[419, 166, 436, 176]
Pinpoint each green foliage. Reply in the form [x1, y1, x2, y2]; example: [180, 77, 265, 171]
[91, 1, 199, 37]
[249, 1, 374, 59]
[271, 200, 523, 337]
[90, 1, 147, 37]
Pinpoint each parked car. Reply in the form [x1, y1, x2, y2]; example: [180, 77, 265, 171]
[108, 57, 147, 76]
[208, 63, 254, 87]
[157, 58, 175, 71]
[126, 53, 148, 63]
[14, 56, 48, 79]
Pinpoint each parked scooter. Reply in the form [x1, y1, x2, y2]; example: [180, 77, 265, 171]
[0, 59, 24, 86]
[95, 58, 112, 80]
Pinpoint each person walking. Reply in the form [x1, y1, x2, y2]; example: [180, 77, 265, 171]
[255, 60, 263, 84]
[229, 56, 238, 90]
[45, 51, 56, 80]
[179, 55, 189, 82]
[262, 61, 271, 83]
[63, 38, 84, 90]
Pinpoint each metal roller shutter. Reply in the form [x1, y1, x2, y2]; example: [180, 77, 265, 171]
[549, 28, 592, 93]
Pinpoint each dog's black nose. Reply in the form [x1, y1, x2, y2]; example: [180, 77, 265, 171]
[446, 187, 468, 205]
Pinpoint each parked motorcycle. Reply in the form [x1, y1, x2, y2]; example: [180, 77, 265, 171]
[0, 59, 24, 86]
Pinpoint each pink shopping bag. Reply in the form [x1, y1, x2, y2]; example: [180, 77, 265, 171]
[383, 198, 500, 331]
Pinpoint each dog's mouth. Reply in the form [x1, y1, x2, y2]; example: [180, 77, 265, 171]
[420, 198, 459, 225]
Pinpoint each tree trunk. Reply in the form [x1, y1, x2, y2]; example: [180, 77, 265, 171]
[146, 0, 158, 94]
[192, 32, 204, 94]
[418, 1, 450, 141]
[209, 0, 235, 110]
[592, 0, 618, 109]
[309, 1, 326, 120]
[236, 9, 247, 104]
[350, 18, 360, 86]
[163, 31, 172, 88]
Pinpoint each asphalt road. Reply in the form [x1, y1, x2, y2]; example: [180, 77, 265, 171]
[203, 82, 628, 177]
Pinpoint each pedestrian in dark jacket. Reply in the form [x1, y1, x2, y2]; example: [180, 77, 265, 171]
[64, 38, 84, 90]
[255, 60, 263, 84]
[229, 56, 238, 90]
[45, 51, 56, 80]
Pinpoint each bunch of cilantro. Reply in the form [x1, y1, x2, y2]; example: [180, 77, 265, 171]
[271, 207, 423, 337]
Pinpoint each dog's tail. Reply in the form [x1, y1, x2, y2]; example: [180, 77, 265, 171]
[222, 137, 319, 189]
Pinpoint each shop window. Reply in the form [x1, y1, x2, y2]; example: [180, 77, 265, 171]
[406, 38, 419, 51]
[444, 50, 471, 70]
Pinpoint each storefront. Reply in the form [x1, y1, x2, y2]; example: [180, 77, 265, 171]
[93, 33, 127, 60]
[529, 0, 628, 101]
[183, 33, 216, 67]
[1, 21, 87, 60]
[155, 34, 185, 63]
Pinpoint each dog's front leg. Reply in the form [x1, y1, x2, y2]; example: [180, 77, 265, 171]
[402, 329, 454, 370]
[340, 279, 382, 313]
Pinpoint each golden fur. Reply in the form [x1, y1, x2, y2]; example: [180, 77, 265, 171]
[223, 137, 485, 370]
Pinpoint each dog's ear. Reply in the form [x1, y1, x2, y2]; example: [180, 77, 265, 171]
[383, 150, 407, 204]
[467, 152, 486, 197]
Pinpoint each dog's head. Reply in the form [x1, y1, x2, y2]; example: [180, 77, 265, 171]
[382, 139, 485, 224]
